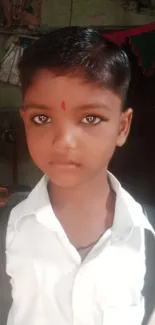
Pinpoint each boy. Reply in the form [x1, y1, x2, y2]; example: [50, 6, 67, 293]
[6, 27, 154, 325]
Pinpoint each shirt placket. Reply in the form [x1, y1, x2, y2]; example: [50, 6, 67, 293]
[72, 264, 95, 325]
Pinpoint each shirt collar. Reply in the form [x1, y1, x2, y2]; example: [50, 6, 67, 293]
[14, 175, 61, 232]
[14, 172, 154, 236]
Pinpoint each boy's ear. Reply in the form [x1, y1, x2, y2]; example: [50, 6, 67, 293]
[116, 108, 133, 147]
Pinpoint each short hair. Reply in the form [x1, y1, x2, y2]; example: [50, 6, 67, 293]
[19, 26, 131, 109]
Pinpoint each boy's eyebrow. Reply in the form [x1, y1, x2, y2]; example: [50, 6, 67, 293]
[75, 103, 111, 111]
[23, 104, 50, 110]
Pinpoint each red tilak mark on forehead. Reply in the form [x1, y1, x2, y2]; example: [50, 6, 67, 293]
[61, 101, 66, 111]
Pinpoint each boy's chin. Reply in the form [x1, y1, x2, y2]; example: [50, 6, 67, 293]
[46, 170, 89, 189]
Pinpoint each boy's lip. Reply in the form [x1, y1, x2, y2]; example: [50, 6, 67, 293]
[49, 159, 81, 168]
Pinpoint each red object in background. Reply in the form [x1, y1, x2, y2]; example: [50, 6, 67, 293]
[0, 187, 9, 207]
[104, 21, 155, 76]
[104, 21, 155, 45]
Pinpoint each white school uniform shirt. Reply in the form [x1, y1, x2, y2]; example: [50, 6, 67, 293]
[148, 309, 155, 325]
[6, 172, 153, 325]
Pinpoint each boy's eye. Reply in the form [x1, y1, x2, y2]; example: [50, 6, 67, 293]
[81, 115, 102, 125]
[32, 115, 51, 125]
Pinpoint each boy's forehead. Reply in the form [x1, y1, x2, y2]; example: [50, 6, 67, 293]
[24, 70, 121, 111]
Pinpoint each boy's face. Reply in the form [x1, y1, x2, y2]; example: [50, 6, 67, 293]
[21, 70, 132, 188]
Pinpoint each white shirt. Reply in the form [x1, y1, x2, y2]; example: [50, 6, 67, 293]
[6, 173, 153, 325]
[148, 310, 155, 325]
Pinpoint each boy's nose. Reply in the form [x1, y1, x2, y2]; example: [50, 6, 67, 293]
[52, 127, 78, 152]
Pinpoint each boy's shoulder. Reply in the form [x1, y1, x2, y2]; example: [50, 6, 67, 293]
[109, 172, 154, 234]
[122, 186, 155, 233]
[123, 187, 155, 234]
[8, 176, 48, 227]
[2, 192, 29, 230]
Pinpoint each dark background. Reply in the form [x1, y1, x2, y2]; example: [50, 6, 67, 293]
[110, 41, 155, 205]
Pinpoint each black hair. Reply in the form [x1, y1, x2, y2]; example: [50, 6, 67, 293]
[19, 26, 131, 109]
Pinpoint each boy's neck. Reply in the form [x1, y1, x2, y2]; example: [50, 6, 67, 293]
[47, 170, 115, 253]
[48, 170, 110, 210]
